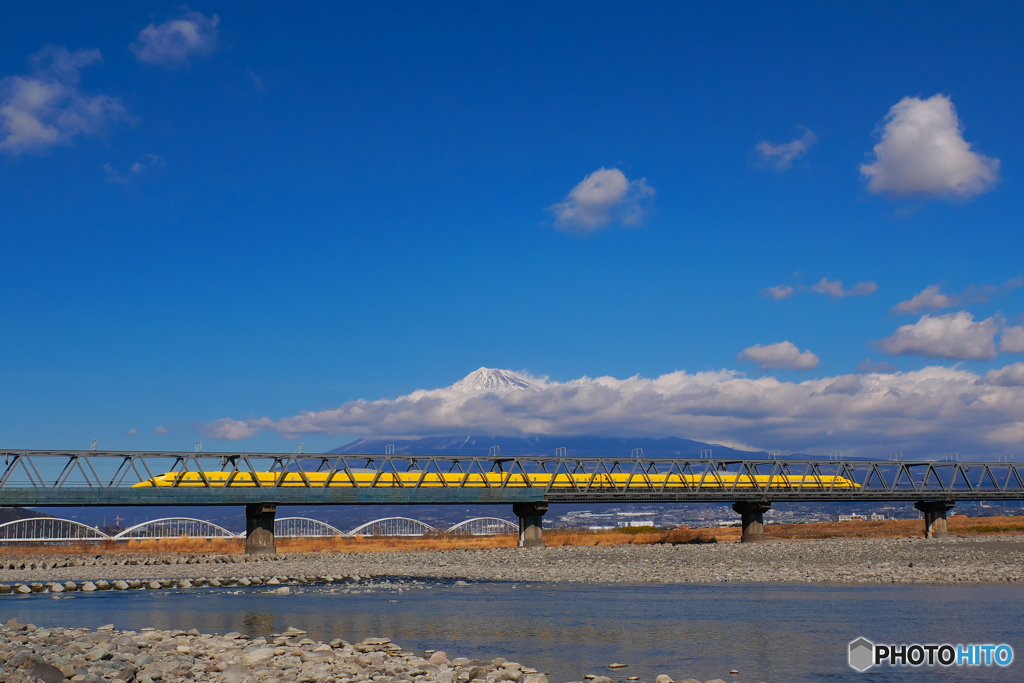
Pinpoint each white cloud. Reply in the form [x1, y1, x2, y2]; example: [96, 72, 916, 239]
[130, 153, 166, 173]
[202, 418, 261, 440]
[876, 311, 1002, 360]
[821, 375, 862, 395]
[860, 94, 999, 199]
[736, 341, 820, 371]
[810, 278, 878, 298]
[200, 364, 1024, 457]
[760, 284, 793, 300]
[126, 429, 138, 436]
[153, 426, 169, 435]
[0, 46, 126, 155]
[892, 284, 955, 314]
[130, 10, 220, 66]
[105, 154, 165, 183]
[548, 167, 655, 232]
[755, 128, 818, 170]
[245, 67, 264, 91]
[1001, 326, 1024, 354]
[103, 162, 128, 184]
[980, 362, 1024, 387]
[892, 277, 1023, 315]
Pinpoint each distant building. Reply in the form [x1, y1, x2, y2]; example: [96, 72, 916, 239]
[832, 513, 865, 523]
[618, 520, 655, 527]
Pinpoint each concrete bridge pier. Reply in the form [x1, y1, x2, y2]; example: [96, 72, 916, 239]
[732, 501, 771, 543]
[513, 502, 549, 548]
[245, 503, 277, 554]
[915, 500, 955, 539]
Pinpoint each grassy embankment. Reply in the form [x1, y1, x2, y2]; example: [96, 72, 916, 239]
[5, 515, 1024, 556]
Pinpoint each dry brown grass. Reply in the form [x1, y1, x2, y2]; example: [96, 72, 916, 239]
[275, 533, 519, 553]
[4, 515, 1023, 556]
[543, 527, 718, 546]
[759, 514, 1024, 541]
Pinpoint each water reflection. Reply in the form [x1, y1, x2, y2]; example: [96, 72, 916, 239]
[4, 582, 1022, 683]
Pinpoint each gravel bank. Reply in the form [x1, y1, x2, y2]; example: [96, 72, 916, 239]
[1, 618, 575, 683]
[2, 536, 1023, 588]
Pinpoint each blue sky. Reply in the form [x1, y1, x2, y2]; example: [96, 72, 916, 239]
[3, 2, 1024, 457]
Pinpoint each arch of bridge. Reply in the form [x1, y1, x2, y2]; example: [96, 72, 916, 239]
[349, 516, 439, 536]
[274, 517, 348, 537]
[0, 517, 109, 541]
[446, 517, 519, 535]
[113, 517, 239, 539]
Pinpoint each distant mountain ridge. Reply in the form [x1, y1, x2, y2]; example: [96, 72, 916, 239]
[330, 434, 770, 459]
[0, 507, 56, 525]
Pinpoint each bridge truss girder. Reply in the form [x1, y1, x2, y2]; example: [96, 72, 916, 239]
[1, 450, 1021, 505]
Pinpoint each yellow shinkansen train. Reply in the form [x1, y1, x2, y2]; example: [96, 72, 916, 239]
[133, 470, 860, 489]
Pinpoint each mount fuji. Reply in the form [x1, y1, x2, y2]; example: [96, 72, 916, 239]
[447, 367, 538, 392]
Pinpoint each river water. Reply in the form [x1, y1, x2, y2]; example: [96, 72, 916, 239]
[4, 581, 1022, 682]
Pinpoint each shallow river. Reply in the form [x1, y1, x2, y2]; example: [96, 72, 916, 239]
[4, 581, 1022, 682]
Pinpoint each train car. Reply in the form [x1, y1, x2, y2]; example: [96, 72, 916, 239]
[133, 470, 860, 489]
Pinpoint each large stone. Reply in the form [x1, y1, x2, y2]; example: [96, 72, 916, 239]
[86, 648, 113, 661]
[64, 581, 78, 591]
[82, 582, 98, 592]
[240, 648, 275, 666]
[523, 675, 548, 683]
[655, 676, 673, 683]
[49, 582, 65, 593]
[468, 666, 491, 680]
[429, 651, 449, 665]
[113, 581, 130, 590]
[222, 663, 254, 683]
[15, 584, 31, 594]
[30, 662, 66, 683]
[300, 651, 336, 664]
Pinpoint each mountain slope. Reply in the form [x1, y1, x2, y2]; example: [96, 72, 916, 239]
[330, 434, 766, 459]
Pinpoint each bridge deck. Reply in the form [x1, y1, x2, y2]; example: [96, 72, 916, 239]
[1, 450, 1021, 506]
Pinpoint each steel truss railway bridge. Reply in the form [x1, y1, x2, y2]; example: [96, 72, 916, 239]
[2, 449, 1022, 550]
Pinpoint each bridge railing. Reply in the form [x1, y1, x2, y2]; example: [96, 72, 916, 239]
[1, 450, 1022, 501]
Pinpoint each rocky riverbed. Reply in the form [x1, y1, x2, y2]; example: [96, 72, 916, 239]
[1, 536, 1023, 589]
[0, 619, 728, 683]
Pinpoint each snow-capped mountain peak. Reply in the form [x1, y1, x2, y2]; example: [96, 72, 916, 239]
[448, 367, 536, 392]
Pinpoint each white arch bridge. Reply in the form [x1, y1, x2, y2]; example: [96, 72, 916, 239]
[0, 516, 518, 542]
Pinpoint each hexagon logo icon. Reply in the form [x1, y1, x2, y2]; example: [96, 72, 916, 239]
[849, 637, 874, 672]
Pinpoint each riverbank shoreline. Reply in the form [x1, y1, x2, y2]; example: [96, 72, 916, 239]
[0, 617, 578, 683]
[2, 535, 1023, 588]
